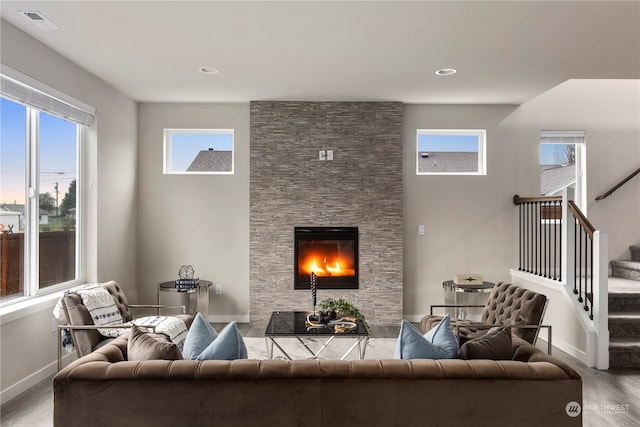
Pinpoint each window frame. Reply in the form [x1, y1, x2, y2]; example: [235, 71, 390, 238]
[0, 69, 90, 308]
[163, 128, 235, 175]
[539, 130, 587, 217]
[416, 129, 487, 176]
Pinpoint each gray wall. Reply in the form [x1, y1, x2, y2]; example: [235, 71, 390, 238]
[250, 102, 404, 327]
[136, 103, 250, 321]
[402, 104, 519, 319]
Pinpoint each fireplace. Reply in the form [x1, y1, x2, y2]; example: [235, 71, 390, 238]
[294, 227, 358, 289]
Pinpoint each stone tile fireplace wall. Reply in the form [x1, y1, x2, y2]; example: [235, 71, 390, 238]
[250, 101, 403, 327]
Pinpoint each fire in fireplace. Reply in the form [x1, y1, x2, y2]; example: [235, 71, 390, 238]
[294, 227, 358, 289]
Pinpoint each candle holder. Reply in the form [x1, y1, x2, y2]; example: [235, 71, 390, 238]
[310, 272, 317, 315]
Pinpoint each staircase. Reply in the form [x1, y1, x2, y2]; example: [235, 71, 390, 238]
[608, 245, 640, 368]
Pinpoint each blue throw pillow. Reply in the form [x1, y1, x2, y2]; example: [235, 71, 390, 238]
[394, 315, 458, 360]
[182, 312, 218, 360]
[197, 321, 248, 361]
[423, 314, 458, 358]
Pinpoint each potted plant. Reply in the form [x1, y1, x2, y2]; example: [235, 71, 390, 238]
[318, 297, 367, 327]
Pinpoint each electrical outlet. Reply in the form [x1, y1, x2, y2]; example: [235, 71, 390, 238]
[215, 284, 223, 295]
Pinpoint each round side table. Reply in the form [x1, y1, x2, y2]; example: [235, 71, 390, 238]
[158, 280, 213, 318]
[442, 280, 495, 321]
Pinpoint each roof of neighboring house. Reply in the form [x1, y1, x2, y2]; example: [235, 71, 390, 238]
[418, 152, 478, 173]
[0, 206, 21, 216]
[187, 150, 232, 172]
[1, 204, 50, 216]
[540, 165, 576, 195]
[1, 204, 24, 215]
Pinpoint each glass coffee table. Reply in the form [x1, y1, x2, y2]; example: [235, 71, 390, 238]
[264, 311, 370, 360]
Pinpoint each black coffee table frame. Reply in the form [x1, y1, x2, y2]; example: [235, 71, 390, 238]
[264, 311, 369, 360]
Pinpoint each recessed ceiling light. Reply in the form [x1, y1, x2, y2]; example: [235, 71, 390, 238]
[198, 66, 220, 75]
[435, 68, 457, 76]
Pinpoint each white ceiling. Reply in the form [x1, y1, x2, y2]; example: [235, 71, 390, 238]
[2, 1, 639, 104]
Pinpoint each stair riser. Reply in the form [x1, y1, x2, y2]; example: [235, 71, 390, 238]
[611, 265, 640, 281]
[609, 296, 640, 312]
[609, 321, 640, 339]
[609, 349, 640, 368]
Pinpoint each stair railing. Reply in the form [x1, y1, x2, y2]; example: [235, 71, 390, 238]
[567, 200, 595, 319]
[595, 167, 640, 200]
[512, 195, 563, 280]
[514, 188, 609, 369]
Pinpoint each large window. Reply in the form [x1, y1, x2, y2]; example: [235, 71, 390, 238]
[417, 129, 486, 175]
[163, 129, 234, 174]
[0, 65, 94, 305]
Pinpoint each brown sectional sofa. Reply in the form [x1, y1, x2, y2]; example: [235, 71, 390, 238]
[53, 333, 582, 427]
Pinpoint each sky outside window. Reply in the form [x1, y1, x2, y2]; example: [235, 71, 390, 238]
[1, 98, 77, 205]
[39, 111, 77, 210]
[1, 98, 26, 205]
[540, 143, 573, 165]
[418, 134, 479, 152]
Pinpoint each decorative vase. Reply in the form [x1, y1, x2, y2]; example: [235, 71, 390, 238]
[179, 265, 195, 279]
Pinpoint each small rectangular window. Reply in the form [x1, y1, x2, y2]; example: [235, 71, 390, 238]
[416, 129, 486, 175]
[163, 129, 234, 175]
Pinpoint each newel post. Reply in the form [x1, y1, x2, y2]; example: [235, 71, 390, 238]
[593, 230, 609, 370]
[562, 187, 575, 289]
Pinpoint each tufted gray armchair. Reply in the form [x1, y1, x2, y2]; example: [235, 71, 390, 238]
[421, 281, 549, 349]
[58, 280, 194, 369]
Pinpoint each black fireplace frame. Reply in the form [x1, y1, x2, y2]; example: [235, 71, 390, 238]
[294, 227, 359, 290]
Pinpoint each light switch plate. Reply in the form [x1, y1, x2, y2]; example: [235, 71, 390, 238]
[319, 150, 326, 160]
[418, 224, 425, 235]
[326, 150, 334, 160]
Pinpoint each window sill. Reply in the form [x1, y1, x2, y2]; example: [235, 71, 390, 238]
[0, 292, 61, 325]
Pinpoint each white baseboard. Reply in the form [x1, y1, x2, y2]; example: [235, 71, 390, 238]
[541, 336, 587, 364]
[207, 314, 250, 323]
[0, 352, 75, 405]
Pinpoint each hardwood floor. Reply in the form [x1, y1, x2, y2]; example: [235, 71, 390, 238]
[551, 350, 640, 427]
[2, 326, 638, 427]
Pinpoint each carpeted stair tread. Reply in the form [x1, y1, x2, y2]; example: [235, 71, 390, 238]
[611, 260, 640, 269]
[609, 338, 640, 347]
[610, 260, 640, 281]
[609, 312, 640, 320]
[608, 277, 640, 293]
[608, 278, 640, 311]
[609, 313, 640, 339]
[609, 339, 640, 366]
[607, 246, 640, 367]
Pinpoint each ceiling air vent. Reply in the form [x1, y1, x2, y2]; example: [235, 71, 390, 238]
[19, 11, 60, 30]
